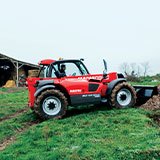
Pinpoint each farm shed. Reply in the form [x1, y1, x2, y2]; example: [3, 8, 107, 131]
[0, 53, 39, 87]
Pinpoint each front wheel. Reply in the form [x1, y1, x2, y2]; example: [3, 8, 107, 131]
[110, 82, 136, 108]
[34, 89, 68, 120]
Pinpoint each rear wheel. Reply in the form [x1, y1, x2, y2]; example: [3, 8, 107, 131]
[34, 89, 68, 120]
[110, 82, 136, 108]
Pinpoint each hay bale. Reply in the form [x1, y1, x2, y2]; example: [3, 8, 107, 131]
[28, 70, 39, 77]
[3, 80, 16, 88]
[19, 68, 26, 76]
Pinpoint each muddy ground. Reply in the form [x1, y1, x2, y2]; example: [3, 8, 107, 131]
[140, 95, 160, 111]
[140, 94, 160, 126]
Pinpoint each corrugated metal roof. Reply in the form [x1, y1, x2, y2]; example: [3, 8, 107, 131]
[0, 53, 39, 68]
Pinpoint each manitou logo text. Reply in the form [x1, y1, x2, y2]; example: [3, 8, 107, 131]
[78, 76, 103, 80]
[69, 89, 82, 93]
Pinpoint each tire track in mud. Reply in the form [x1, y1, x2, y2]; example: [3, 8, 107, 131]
[0, 88, 34, 151]
[0, 119, 42, 151]
[0, 108, 29, 122]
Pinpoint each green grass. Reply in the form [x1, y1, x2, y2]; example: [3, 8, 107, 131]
[129, 75, 160, 86]
[0, 110, 37, 143]
[131, 81, 160, 86]
[0, 88, 160, 160]
[0, 88, 28, 119]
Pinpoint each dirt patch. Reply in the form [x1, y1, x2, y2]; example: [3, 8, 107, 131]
[7, 87, 26, 93]
[0, 87, 26, 94]
[0, 119, 41, 151]
[0, 137, 16, 151]
[140, 89, 160, 126]
[0, 108, 29, 122]
[0, 91, 4, 94]
[140, 95, 160, 111]
[148, 112, 160, 126]
[6, 87, 26, 93]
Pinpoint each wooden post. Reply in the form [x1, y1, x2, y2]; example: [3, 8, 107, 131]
[11, 60, 24, 87]
[16, 62, 19, 87]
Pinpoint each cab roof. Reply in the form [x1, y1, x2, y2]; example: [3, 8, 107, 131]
[38, 59, 56, 65]
[39, 59, 84, 66]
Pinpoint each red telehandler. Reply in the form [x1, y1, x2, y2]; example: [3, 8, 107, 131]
[27, 59, 159, 120]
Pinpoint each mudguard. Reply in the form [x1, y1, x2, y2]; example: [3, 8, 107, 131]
[106, 78, 126, 96]
[36, 80, 54, 88]
[34, 85, 55, 97]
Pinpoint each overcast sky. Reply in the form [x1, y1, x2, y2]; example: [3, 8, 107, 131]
[0, 0, 160, 75]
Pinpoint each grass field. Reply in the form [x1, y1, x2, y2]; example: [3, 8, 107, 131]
[0, 88, 28, 119]
[0, 88, 160, 160]
[131, 81, 160, 86]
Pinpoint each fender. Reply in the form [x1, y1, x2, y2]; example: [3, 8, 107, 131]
[34, 85, 55, 97]
[106, 78, 126, 96]
[36, 80, 54, 88]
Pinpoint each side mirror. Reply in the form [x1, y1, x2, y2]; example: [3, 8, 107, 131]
[103, 59, 107, 71]
[103, 59, 107, 78]
[103, 70, 107, 79]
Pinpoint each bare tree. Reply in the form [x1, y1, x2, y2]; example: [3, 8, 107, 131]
[141, 62, 150, 77]
[130, 63, 143, 77]
[119, 62, 130, 76]
[130, 63, 137, 76]
[137, 65, 142, 77]
[130, 63, 136, 72]
[120, 61, 150, 78]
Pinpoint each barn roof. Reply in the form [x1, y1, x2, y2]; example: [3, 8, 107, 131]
[0, 53, 39, 68]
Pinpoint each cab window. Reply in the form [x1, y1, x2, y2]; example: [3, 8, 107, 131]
[39, 66, 50, 78]
[65, 63, 82, 76]
[77, 62, 88, 75]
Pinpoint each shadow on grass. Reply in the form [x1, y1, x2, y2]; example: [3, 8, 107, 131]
[64, 103, 112, 119]
[29, 103, 112, 121]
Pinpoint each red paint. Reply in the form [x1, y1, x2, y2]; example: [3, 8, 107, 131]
[27, 72, 118, 108]
[38, 59, 55, 66]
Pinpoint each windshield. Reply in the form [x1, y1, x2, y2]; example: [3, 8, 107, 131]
[50, 61, 89, 78]
[76, 61, 89, 75]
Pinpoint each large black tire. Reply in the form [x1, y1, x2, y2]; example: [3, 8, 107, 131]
[110, 82, 136, 108]
[34, 89, 68, 120]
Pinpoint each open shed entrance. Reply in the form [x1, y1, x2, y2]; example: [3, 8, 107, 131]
[0, 53, 39, 87]
[0, 60, 14, 87]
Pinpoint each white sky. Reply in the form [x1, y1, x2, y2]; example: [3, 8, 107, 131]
[0, 0, 160, 75]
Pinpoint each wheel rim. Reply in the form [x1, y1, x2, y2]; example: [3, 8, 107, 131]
[116, 88, 132, 107]
[42, 96, 61, 116]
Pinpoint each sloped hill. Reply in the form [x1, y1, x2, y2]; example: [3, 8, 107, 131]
[0, 88, 160, 160]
